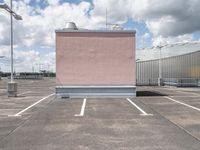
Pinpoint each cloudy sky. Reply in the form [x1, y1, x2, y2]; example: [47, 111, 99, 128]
[0, 0, 200, 72]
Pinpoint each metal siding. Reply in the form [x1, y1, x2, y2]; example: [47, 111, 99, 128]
[136, 50, 200, 86]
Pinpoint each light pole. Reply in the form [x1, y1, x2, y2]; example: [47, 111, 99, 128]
[157, 45, 164, 86]
[0, 1, 22, 97]
[136, 59, 140, 85]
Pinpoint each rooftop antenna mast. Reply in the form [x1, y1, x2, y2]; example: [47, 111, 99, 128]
[106, 8, 108, 30]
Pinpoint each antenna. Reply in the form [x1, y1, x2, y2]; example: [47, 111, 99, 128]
[106, 8, 108, 30]
[105, 9, 123, 30]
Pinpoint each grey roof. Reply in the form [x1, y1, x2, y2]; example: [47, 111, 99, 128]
[55, 29, 136, 34]
[136, 42, 200, 61]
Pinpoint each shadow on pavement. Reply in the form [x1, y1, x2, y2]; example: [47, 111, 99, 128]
[137, 91, 168, 97]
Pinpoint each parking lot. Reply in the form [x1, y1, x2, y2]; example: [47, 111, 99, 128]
[0, 78, 200, 150]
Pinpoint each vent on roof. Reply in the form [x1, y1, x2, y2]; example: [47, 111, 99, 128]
[65, 22, 78, 30]
[111, 24, 123, 30]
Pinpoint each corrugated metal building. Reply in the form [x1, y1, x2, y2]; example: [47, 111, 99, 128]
[136, 42, 200, 86]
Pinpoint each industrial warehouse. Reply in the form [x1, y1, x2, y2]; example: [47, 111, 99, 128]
[136, 42, 200, 87]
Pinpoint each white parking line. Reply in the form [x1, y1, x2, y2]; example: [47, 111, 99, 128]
[75, 98, 87, 117]
[18, 91, 31, 96]
[9, 93, 54, 117]
[170, 96, 199, 98]
[126, 98, 153, 116]
[49, 87, 55, 90]
[176, 90, 200, 96]
[164, 96, 200, 112]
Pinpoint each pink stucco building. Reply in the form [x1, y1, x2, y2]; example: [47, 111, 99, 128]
[55, 26, 136, 97]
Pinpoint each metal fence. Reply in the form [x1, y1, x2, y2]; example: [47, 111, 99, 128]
[136, 50, 200, 86]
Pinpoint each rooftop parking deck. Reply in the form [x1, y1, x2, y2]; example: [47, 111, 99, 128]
[0, 78, 200, 150]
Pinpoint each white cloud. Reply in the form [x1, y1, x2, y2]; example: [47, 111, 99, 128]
[137, 33, 152, 49]
[91, 0, 200, 45]
[0, 0, 91, 72]
[152, 34, 193, 46]
[91, 0, 132, 26]
[1, 0, 200, 71]
[1, 0, 199, 48]
[0, 0, 92, 47]
[131, 0, 200, 37]
[143, 33, 150, 39]
[47, 0, 60, 6]
[0, 45, 55, 72]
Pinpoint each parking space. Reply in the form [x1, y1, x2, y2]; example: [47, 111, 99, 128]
[0, 78, 55, 117]
[0, 78, 200, 149]
[138, 87, 200, 141]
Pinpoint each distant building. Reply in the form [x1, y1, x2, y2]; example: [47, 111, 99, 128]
[55, 22, 136, 97]
[136, 42, 200, 86]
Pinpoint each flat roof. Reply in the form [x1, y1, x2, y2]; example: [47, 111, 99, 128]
[55, 29, 136, 34]
[136, 42, 200, 61]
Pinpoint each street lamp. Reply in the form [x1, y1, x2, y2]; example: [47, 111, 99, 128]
[0, 3, 7, 9]
[0, 3, 22, 20]
[151, 44, 165, 86]
[157, 45, 164, 86]
[136, 59, 140, 62]
[0, 1, 22, 97]
[135, 59, 140, 85]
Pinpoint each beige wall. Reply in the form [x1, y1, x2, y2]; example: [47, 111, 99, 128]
[56, 31, 135, 86]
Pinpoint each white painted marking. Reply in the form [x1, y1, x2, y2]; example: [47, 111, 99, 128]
[170, 96, 199, 98]
[18, 91, 31, 96]
[9, 93, 54, 117]
[126, 98, 153, 116]
[49, 87, 55, 90]
[176, 90, 200, 96]
[75, 98, 87, 117]
[165, 96, 200, 112]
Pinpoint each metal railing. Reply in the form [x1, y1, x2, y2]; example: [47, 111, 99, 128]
[163, 78, 200, 87]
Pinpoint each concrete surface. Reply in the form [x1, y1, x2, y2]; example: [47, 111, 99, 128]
[0, 78, 200, 149]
